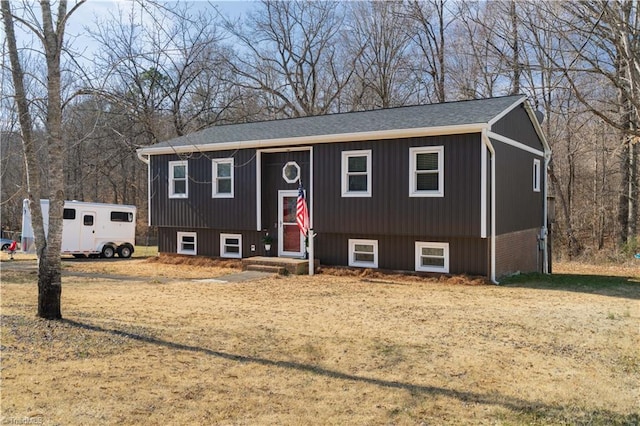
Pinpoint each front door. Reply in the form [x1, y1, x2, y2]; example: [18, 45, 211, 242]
[278, 190, 305, 257]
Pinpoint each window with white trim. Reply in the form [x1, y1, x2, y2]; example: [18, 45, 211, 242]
[169, 160, 188, 198]
[220, 233, 242, 258]
[177, 232, 197, 255]
[415, 242, 449, 273]
[212, 158, 234, 198]
[533, 159, 541, 192]
[342, 150, 372, 197]
[409, 146, 444, 197]
[348, 239, 378, 268]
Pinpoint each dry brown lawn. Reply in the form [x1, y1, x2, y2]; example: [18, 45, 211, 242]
[1, 255, 639, 425]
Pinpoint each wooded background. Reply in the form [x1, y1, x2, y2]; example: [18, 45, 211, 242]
[2, 0, 638, 260]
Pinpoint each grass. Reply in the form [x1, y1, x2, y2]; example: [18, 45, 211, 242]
[1, 257, 639, 425]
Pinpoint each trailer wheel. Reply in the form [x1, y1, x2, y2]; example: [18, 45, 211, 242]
[101, 245, 115, 259]
[117, 245, 132, 259]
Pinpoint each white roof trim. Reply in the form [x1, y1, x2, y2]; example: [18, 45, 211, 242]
[487, 131, 545, 157]
[137, 123, 489, 156]
[488, 96, 527, 126]
[521, 101, 552, 156]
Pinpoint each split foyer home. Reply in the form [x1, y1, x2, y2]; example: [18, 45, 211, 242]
[137, 95, 551, 282]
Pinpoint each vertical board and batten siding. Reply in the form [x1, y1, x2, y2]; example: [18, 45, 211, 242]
[491, 104, 545, 151]
[150, 151, 257, 230]
[158, 227, 265, 258]
[492, 140, 544, 235]
[316, 234, 487, 275]
[313, 134, 482, 238]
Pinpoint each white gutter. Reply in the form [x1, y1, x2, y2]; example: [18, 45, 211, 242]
[482, 129, 498, 284]
[137, 151, 150, 164]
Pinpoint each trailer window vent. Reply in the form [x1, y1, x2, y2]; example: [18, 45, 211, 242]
[111, 211, 134, 222]
[63, 208, 76, 220]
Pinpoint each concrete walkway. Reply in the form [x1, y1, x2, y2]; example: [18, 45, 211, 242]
[193, 270, 275, 283]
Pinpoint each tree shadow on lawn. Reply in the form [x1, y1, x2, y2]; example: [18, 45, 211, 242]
[501, 272, 640, 300]
[61, 318, 638, 424]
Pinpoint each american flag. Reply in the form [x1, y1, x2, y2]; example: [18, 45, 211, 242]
[296, 184, 309, 236]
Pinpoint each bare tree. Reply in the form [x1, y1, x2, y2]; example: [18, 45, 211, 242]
[407, 0, 453, 103]
[343, 1, 414, 109]
[2, 0, 86, 319]
[449, 1, 505, 99]
[221, 0, 355, 118]
[544, 1, 639, 247]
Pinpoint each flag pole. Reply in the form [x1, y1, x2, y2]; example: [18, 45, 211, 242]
[308, 229, 314, 276]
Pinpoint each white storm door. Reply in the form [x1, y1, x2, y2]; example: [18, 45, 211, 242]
[278, 190, 305, 257]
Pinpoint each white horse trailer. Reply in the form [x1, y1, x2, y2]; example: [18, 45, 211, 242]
[21, 199, 137, 258]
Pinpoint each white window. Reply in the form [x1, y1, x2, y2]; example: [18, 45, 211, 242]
[282, 161, 301, 184]
[220, 233, 242, 258]
[212, 158, 234, 198]
[169, 160, 188, 198]
[342, 150, 372, 197]
[409, 146, 444, 197]
[348, 239, 378, 268]
[415, 242, 449, 273]
[177, 232, 197, 255]
[533, 159, 541, 192]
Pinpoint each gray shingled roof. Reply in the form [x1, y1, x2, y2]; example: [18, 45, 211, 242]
[142, 95, 525, 152]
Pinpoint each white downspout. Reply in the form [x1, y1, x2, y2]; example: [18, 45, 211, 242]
[136, 151, 152, 227]
[482, 130, 498, 284]
[542, 148, 552, 274]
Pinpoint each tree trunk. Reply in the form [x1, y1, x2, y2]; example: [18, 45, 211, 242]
[509, 0, 520, 95]
[2, 0, 83, 320]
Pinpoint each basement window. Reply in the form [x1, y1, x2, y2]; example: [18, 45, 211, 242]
[220, 233, 242, 259]
[415, 242, 449, 273]
[178, 232, 197, 255]
[348, 239, 378, 268]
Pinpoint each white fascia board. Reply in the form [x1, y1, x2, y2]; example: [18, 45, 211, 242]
[486, 131, 545, 157]
[522, 101, 552, 156]
[136, 123, 489, 156]
[488, 96, 527, 126]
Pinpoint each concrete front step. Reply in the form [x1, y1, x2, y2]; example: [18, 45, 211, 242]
[242, 256, 319, 275]
[244, 264, 287, 275]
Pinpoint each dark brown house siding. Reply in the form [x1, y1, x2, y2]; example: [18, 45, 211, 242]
[260, 150, 311, 239]
[491, 105, 544, 152]
[492, 140, 544, 235]
[316, 233, 488, 275]
[313, 133, 483, 238]
[150, 151, 257, 230]
[158, 227, 266, 258]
